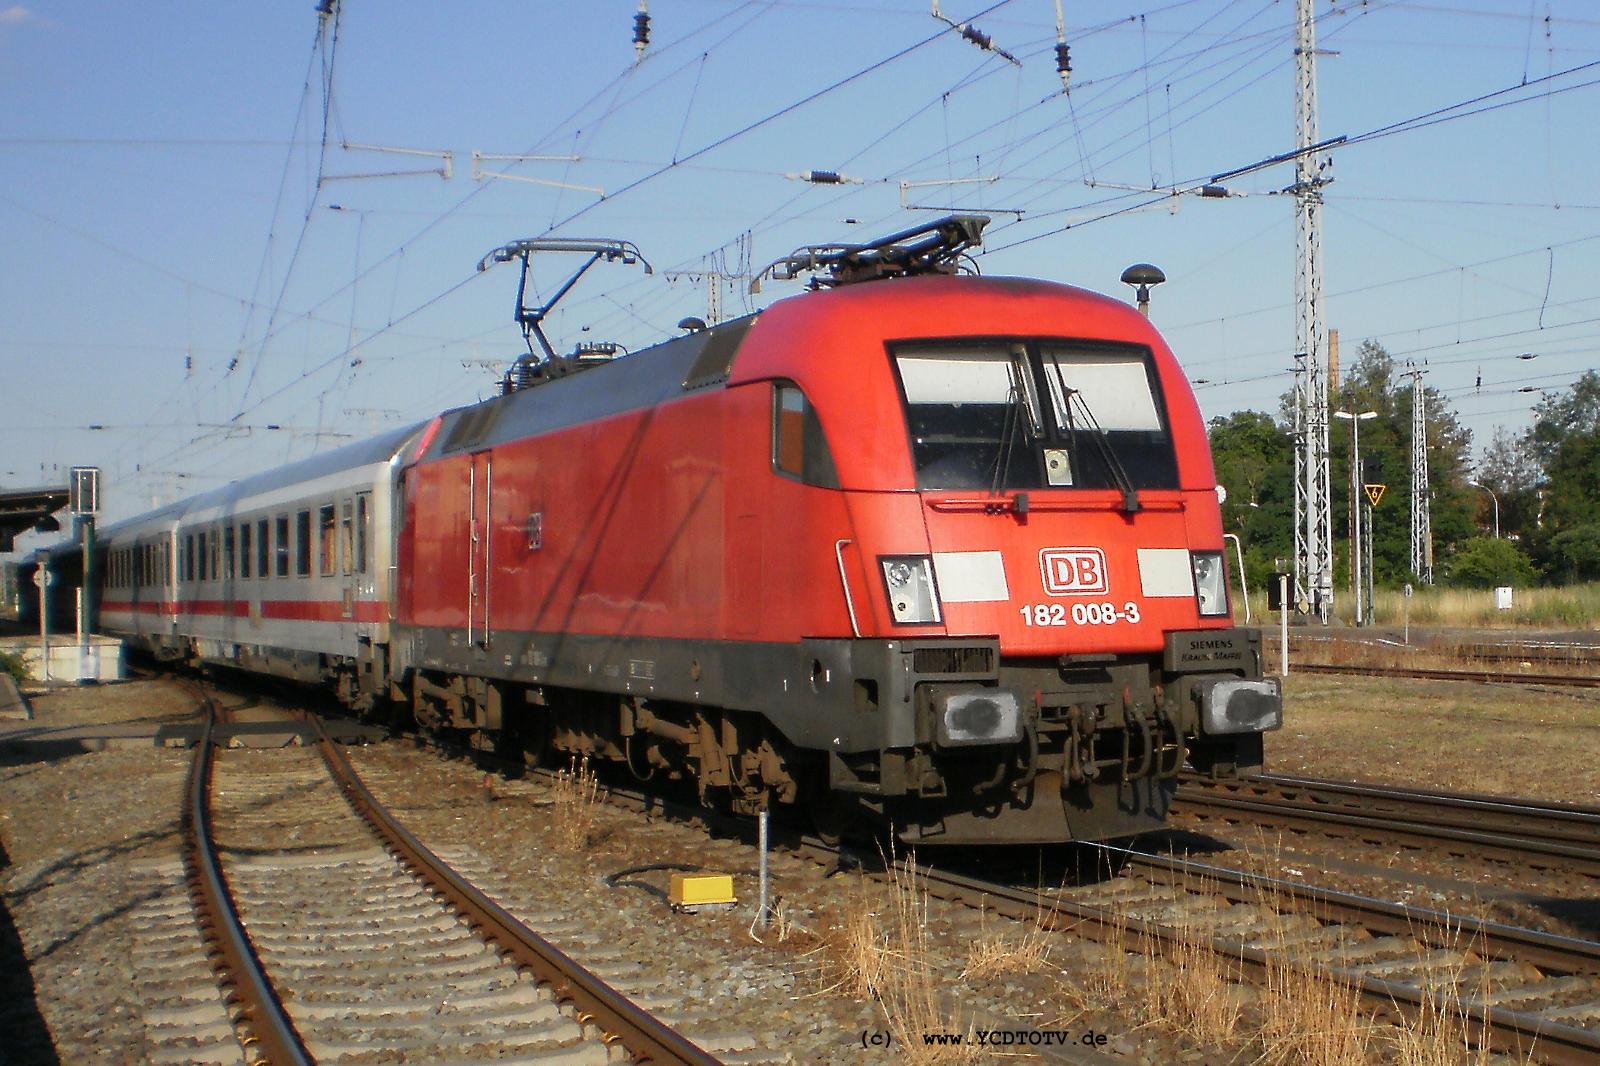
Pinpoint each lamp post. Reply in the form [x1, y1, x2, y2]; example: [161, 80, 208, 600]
[1466, 480, 1500, 539]
[1334, 410, 1378, 625]
[1120, 263, 1165, 317]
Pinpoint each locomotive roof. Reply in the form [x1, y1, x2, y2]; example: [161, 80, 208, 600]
[420, 274, 1154, 461]
[420, 315, 758, 460]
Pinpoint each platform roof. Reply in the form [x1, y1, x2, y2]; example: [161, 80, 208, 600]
[0, 486, 68, 553]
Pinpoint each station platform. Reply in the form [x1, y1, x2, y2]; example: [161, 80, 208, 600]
[0, 632, 124, 683]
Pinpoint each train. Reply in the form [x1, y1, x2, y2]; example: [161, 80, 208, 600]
[24, 216, 1280, 845]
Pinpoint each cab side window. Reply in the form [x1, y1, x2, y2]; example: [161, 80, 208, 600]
[771, 382, 840, 489]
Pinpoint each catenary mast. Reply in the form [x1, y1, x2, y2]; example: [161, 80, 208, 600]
[1292, 0, 1333, 621]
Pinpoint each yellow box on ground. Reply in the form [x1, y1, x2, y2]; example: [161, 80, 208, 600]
[668, 872, 735, 908]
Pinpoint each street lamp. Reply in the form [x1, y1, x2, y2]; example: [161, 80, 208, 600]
[1466, 480, 1500, 539]
[1120, 263, 1165, 317]
[1334, 410, 1378, 625]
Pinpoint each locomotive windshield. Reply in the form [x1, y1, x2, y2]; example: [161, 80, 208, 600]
[893, 340, 1180, 492]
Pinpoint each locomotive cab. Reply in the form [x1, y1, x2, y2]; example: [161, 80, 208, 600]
[728, 271, 1281, 844]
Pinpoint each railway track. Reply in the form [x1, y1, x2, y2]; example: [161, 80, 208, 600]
[509, 754, 1600, 1064]
[1285, 635, 1600, 668]
[165, 693, 717, 1065]
[1174, 770, 1600, 884]
[1283, 660, 1600, 687]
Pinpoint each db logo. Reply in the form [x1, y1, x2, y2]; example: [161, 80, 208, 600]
[1039, 547, 1108, 596]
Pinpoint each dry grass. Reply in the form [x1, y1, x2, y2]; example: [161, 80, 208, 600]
[1056, 906, 1135, 1016]
[1385, 958, 1497, 1066]
[1258, 960, 1373, 1066]
[1247, 581, 1600, 630]
[960, 903, 1055, 981]
[547, 754, 601, 851]
[809, 857, 983, 1065]
[1141, 912, 1246, 1047]
[814, 886, 890, 999]
[1264, 673, 1600, 800]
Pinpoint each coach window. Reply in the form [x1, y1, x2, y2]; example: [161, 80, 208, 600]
[239, 523, 252, 579]
[224, 527, 236, 580]
[275, 515, 290, 577]
[211, 528, 221, 583]
[355, 493, 370, 574]
[164, 541, 172, 587]
[183, 535, 193, 582]
[296, 510, 312, 577]
[771, 382, 840, 488]
[200, 531, 210, 582]
[318, 504, 336, 577]
[256, 519, 269, 579]
[338, 499, 353, 574]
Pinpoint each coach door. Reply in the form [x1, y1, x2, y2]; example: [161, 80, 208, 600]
[467, 451, 492, 646]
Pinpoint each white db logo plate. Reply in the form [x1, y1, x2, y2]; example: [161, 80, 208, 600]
[1039, 547, 1108, 596]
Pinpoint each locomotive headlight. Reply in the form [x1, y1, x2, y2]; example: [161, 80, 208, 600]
[1192, 551, 1228, 617]
[880, 555, 942, 625]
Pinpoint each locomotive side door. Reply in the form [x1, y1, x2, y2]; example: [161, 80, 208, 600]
[467, 451, 492, 646]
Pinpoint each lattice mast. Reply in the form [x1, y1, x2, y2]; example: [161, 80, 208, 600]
[1408, 363, 1434, 583]
[1292, 0, 1333, 621]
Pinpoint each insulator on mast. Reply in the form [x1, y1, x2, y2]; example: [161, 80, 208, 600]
[1055, 42, 1072, 90]
[632, 1, 651, 62]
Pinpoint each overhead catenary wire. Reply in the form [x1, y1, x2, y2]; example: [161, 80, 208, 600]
[44, 0, 1600, 513]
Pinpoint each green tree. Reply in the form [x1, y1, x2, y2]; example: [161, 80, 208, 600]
[1441, 536, 1538, 588]
[1211, 340, 1478, 599]
[1519, 371, 1600, 577]
[1327, 341, 1474, 586]
[1475, 425, 1541, 541]
[1208, 410, 1292, 590]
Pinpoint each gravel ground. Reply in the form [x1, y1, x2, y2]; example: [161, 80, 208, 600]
[5, 674, 1594, 1063]
[1, 680, 198, 1065]
[348, 742, 1166, 1063]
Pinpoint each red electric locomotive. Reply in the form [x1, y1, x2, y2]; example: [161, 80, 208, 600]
[395, 216, 1280, 844]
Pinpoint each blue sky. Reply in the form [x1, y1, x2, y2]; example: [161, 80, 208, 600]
[4, 1, 1599, 534]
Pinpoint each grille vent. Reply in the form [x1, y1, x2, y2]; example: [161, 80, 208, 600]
[913, 646, 995, 675]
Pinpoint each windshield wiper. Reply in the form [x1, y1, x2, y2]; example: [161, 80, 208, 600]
[1048, 357, 1141, 513]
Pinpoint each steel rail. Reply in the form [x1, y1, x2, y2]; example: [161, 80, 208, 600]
[1185, 771, 1600, 850]
[306, 719, 718, 1066]
[1286, 661, 1600, 687]
[1283, 636, 1600, 668]
[180, 698, 312, 1066]
[1172, 783, 1600, 880]
[1122, 849, 1600, 976]
[911, 856, 1600, 1065]
[490, 755, 1600, 1064]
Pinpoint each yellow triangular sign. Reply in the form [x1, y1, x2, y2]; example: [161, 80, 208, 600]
[1365, 483, 1386, 507]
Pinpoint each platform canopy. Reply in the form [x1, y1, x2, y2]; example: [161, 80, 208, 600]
[0, 486, 68, 553]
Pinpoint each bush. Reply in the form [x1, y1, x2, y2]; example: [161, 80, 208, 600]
[0, 648, 30, 686]
[1443, 536, 1538, 588]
